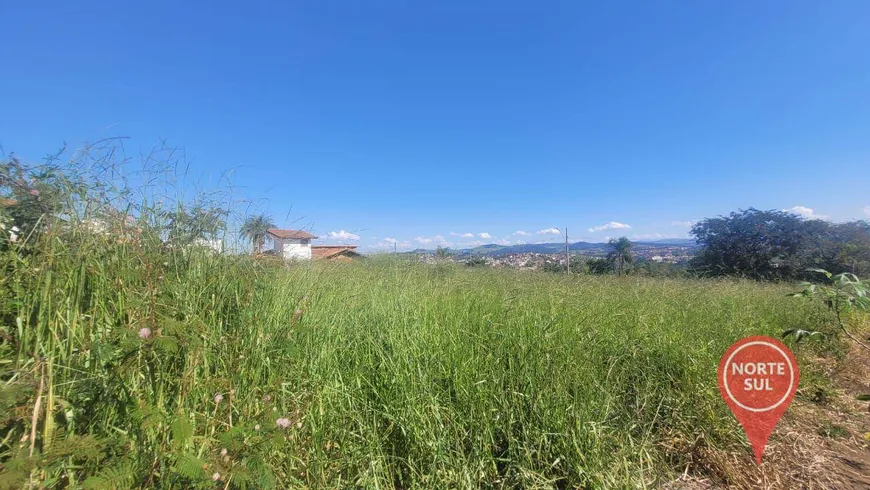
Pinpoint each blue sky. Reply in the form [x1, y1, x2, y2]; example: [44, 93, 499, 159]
[2, 1, 869, 251]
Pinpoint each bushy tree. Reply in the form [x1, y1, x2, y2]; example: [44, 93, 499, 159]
[164, 203, 227, 245]
[828, 221, 870, 276]
[568, 256, 588, 274]
[586, 257, 612, 275]
[464, 255, 488, 267]
[690, 208, 810, 280]
[691, 208, 870, 280]
[541, 259, 564, 273]
[541, 256, 586, 274]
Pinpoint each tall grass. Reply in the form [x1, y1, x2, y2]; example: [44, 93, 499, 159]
[1, 222, 833, 488]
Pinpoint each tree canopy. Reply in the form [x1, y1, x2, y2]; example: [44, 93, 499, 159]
[690, 208, 870, 280]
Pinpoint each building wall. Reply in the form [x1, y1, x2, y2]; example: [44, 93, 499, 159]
[280, 238, 312, 260]
[193, 238, 223, 253]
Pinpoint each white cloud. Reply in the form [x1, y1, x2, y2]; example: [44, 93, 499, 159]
[588, 222, 631, 232]
[514, 230, 529, 236]
[377, 237, 411, 249]
[783, 206, 827, 219]
[494, 239, 511, 246]
[670, 220, 698, 227]
[863, 206, 870, 218]
[537, 228, 561, 235]
[478, 232, 491, 239]
[414, 235, 449, 246]
[328, 230, 360, 241]
[450, 232, 475, 238]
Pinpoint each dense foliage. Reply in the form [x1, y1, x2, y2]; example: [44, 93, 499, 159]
[690, 208, 870, 281]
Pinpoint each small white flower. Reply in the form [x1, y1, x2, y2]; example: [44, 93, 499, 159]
[212, 472, 221, 481]
[220, 448, 227, 456]
[214, 393, 224, 403]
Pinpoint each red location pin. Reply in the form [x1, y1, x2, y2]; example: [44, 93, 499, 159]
[717, 336, 799, 465]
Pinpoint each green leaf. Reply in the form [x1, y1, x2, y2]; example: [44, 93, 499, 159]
[171, 417, 193, 448]
[856, 394, 870, 401]
[154, 335, 180, 354]
[171, 451, 207, 480]
[82, 459, 136, 490]
[806, 268, 832, 279]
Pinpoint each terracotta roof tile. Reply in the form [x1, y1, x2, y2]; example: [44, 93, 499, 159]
[311, 245, 359, 260]
[267, 228, 318, 240]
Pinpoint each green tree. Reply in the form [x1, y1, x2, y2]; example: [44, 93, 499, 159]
[240, 213, 275, 254]
[690, 208, 851, 280]
[606, 237, 633, 275]
[165, 203, 227, 246]
[464, 255, 488, 267]
[541, 256, 586, 274]
[586, 257, 612, 275]
[691, 208, 870, 280]
[829, 221, 870, 277]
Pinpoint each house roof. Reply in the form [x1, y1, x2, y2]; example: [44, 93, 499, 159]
[267, 228, 318, 240]
[311, 245, 359, 260]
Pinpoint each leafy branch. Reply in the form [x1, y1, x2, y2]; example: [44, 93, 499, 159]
[786, 268, 870, 351]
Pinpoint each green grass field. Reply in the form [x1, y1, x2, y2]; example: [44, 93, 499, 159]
[0, 233, 836, 488]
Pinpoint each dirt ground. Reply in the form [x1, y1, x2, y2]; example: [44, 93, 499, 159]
[670, 333, 870, 489]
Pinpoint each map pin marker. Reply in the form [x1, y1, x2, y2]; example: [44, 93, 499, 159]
[717, 336, 799, 465]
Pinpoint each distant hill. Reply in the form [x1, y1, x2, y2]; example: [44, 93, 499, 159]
[405, 238, 699, 257]
[633, 238, 698, 247]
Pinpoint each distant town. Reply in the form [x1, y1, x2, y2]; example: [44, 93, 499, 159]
[410, 240, 698, 270]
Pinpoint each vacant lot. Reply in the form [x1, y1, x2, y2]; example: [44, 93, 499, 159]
[0, 240, 848, 488]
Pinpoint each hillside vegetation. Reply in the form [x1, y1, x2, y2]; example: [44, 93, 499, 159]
[1, 231, 836, 487]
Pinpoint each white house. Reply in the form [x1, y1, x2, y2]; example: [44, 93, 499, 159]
[267, 228, 318, 260]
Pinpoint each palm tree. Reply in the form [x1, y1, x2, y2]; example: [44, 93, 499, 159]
[607, 237, 633, 275]
[240, 213, 275, 254]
